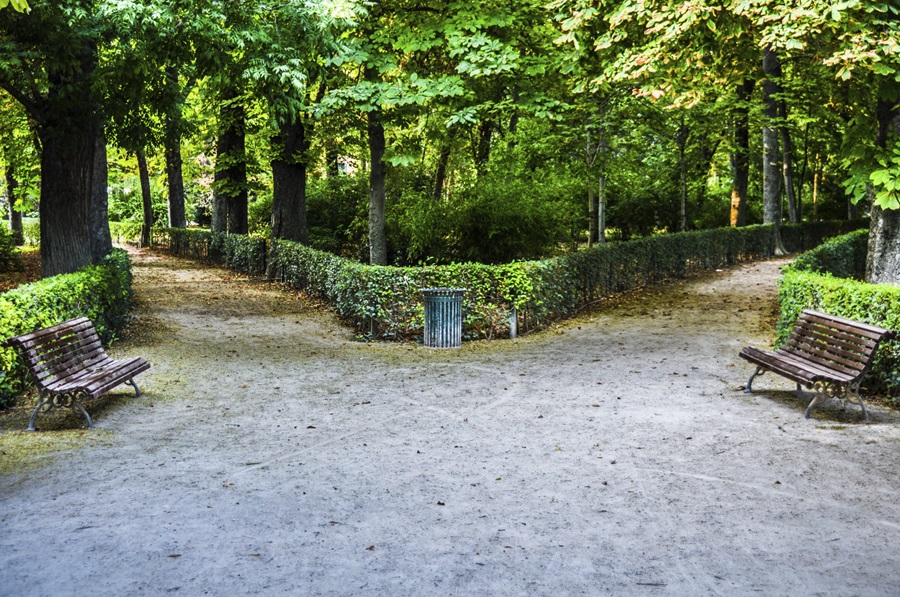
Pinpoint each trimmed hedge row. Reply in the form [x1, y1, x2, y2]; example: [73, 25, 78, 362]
[156, 220, 864, 341]
[777, 229, 900, 393]
[0, 248, 136, 408]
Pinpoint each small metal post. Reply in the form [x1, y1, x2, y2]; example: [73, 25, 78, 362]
[509, 307, 518, 339]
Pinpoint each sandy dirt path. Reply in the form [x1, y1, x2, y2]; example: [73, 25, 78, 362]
[1, 249, 898, 596]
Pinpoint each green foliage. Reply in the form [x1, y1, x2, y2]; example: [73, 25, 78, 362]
[161, 221, 862, 342]
[156, 228, 268, 276]
[0, 248, 134, 408]
[20, 220, 38, 246]
[778, 230, 900, 392]
[0, 224, 20, 272]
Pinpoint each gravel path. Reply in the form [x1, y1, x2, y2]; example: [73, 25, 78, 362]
[1, 248, 898, 596]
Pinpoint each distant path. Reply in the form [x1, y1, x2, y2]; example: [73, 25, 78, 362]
[1, 248, 898, 596]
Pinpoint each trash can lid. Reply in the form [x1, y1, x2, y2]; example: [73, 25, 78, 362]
[422, 288, 466, 296]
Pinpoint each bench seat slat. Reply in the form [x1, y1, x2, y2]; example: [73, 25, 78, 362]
[770, 349, 857, 383]
[740, 347, 845, 385]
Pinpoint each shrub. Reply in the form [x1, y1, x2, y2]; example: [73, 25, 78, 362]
[0, 248, 135, 408]
[0, 226, 21, 273]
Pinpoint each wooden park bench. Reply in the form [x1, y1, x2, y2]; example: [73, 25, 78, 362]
[3, 317, 150, 431]
[739, 310, 895, 421]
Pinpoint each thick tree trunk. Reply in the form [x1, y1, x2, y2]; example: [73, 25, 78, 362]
[5, 166, 23, 245]
[368, 107, 387, 265]
[865, 96, 900, 283]
[164, 66, 187, 228]
[762, 47, 787, 255]
[136, 148, 154, 247]
[730, 80, 753, 227]
[433, 144, 451, 201]
[165, 130, 186, 228]
[212, 89, 248, 234]
[37, 121, 95, 277]
[270, 117, 308, 244]
[90, 130, 112, 261]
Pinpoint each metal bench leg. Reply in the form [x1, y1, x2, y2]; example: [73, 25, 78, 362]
[73, 400, 94, 429]
[26, 392, 51, 432]
[744, 367, 765, 393]
[125, 378, 141, 397]
[848, 383, 868, 421]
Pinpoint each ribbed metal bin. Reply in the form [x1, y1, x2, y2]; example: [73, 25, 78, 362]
[423, 288, 465, 348]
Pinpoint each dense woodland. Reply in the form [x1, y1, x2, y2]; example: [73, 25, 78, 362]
[0, 1, 898, 281]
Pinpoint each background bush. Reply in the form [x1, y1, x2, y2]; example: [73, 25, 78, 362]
[158, 220, 864, 341]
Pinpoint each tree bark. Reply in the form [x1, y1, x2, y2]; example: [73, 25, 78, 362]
[270, 117, 308, 244]
[474, 120, 493, 178]
[90, 129, 112, 261]
[5, 166, 23, 245]
[433, 144, 451, 201]
[675, 116, 689, 232]
[865, 96, 900, 283]
[165, 128, 186, 228]
[779, 104, 800, 223]
[762, 47, 787, 255]
[212, 88, 248, 234]
[164, 66, 187, 228]
[730, 80, 753, 227]
[37, 118, 95, 277]
[137, 148, 153, 247]
[368, 106, 387, 265]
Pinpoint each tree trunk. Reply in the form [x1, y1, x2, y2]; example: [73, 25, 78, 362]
[5, 166, 23, 245]
[137, 148, 153, 247]
[433, 144, 451, 201]
[165, 128, 186, 228]
[270, 117, 308, 244]
[730, 80, 753, 227]
[474, 120, 493, 178]
[212, 89, 247, 234]
[597, 171, 607, 245]
[597, 131, 608, 244]
[779, 103, 800, 223]
[865, 96, 900, 283]
[675, 116, 689, 232]
[367, 106, 387, 266]
[37, 120, 95, 277]
[588, 185, 597, 247]
[762, 47, 787, 255]
[164, 67, 187, 229]
[90, 129, 112, 261]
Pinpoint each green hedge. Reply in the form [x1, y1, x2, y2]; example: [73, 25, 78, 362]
[0, 248, 135, 408]
[778, 228, 900, 392]
[157, 221, 864, 341]
[154, 228, 267, 276]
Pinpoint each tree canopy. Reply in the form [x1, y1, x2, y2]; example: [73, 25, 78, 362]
[1, 0, 898, 279]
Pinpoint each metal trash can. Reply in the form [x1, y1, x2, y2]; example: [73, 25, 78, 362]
[423, 288, 465, 348]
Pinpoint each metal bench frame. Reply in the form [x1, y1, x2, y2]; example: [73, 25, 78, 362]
[3, 317, 150, 431]
[739, 310, 895, 420]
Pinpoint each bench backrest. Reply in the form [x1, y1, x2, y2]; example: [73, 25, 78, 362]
[782, 310, 895, 381]
[3, 317, 106, 391]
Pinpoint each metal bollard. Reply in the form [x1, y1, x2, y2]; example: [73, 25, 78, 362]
[423, 288, 465, 348]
